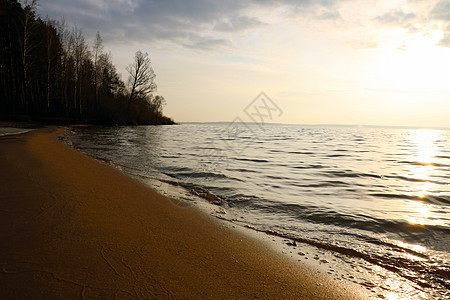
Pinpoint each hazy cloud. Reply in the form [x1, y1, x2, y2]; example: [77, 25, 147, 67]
[348, 40, 378, 49]
[183, 37, 235, 52]
[214, 16, 267, 32]
[431, 1, 450, 47]
[37, 0, 343, 51]
[376, 9, 416, 25]
[38, 0, 450, 51]
[314, 7, 341, 20]
[371, 1, 450, 48]
[438, 32, 450, 47]
[431, 0, 450, 21]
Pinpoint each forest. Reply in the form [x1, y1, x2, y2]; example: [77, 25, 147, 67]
[0, 0, 175, 125]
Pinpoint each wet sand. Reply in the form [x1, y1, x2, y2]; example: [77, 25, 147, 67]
[0, 127, 366, 299]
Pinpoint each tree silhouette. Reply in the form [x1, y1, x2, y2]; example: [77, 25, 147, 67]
[19, 0, 37, 113]
[0, 0, 174, 125]
[126, 51, 156, 111]
[92, 31, 103, 107]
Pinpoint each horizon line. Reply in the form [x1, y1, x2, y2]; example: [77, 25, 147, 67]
[178, 121, 450, 130]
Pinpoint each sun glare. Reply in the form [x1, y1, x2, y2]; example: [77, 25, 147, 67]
[378, 28, 448, 93]
[414, 129, 440, 165]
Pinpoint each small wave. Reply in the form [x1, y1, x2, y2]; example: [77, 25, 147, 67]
[167, 180, 225, 205]
[265, 174, 292, 181]
[398, 160, 449, 167]
[234, 158, 269, 163]
[323, 170, 382, 179]
[161, 155, 181, 159]
[385, 175, 444, 185]
[226, 168, 258, 173]
[370, 193, 420, 201]
[193, 146, 221, 151]
[269, 149, 284, 153]
[178, 171, 236, 181]
[78, 145, 118, 152]
[288, 151, 315, 155]
[436, 155, 450, 159]
[292, 164, 325, 169]
[370, 193, 450, 206]
[291, 180, 350, 188]
[164, 166, 193, 173]
[425, 195, 450, 206]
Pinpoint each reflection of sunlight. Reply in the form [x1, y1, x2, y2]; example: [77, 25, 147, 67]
[403, 130, 443, 226]
[409, 129, 441, 199]
[405, 201, 430, 226]
[383, 276, 424, 300]
[385, 291, 410, 300]
[394, 240, 426, 255]
[413, 169, 431, 199]
[405, 200, 446, 226]
[372, 263, 428, 300]
[413, 129, 440, 166]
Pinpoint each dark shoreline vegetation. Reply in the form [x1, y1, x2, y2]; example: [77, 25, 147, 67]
[0, 0, 175, 125]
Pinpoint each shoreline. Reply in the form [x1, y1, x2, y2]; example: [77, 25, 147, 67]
[0, 127, 367, 298]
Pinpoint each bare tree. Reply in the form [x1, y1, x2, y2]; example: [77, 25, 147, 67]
[92, 32, 103, 105]
[70, 25, 89, 116]
[45, 17, 59, 109]
[19, 0, 37, 112]
[98, 52, 124, 97]
[55, 18, 71, 115]
[126, 50, 156, 111]
[153, 95, 165, 113]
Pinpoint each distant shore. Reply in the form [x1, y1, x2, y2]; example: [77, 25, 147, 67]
[0, 127, 365, 299]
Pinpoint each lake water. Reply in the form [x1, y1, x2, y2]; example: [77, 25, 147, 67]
[67, 123, 450, 299]
[0, 127, 34, 136]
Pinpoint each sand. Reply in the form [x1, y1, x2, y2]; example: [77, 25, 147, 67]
[0, 127, 366, 299]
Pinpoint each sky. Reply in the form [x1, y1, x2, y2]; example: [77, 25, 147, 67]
[37, 0, 450, 127]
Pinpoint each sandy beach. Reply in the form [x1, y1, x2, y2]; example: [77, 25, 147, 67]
[0, 127, 366, 299]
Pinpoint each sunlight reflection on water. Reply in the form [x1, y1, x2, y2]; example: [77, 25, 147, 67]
[404, 129, 445, 226]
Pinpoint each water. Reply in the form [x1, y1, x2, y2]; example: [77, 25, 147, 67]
[67, 123, 450, 299]
[0, 127, 34, 136]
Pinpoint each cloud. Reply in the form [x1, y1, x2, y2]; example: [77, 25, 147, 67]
[370, 1, 450, 48]
[37, 0, 344, 52]
[348, 40, 378, 49]
[376, 9, 416, 25]
[438, 32, 450, 47]
[316, 10, 341, 20]
[431, 0, 450, 21]
[430, 1, 450, 47]
[40, 0, 450, 52]
[214, 16, 267, 32]
[183, 37, 235, 52]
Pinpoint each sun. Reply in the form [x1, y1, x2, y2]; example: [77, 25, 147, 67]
[377, 28, 449, 94]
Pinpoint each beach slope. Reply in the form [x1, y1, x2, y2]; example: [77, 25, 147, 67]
[0, 128, 365, 299]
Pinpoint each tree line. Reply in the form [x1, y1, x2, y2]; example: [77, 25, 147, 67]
[0, 0, 174, 125]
